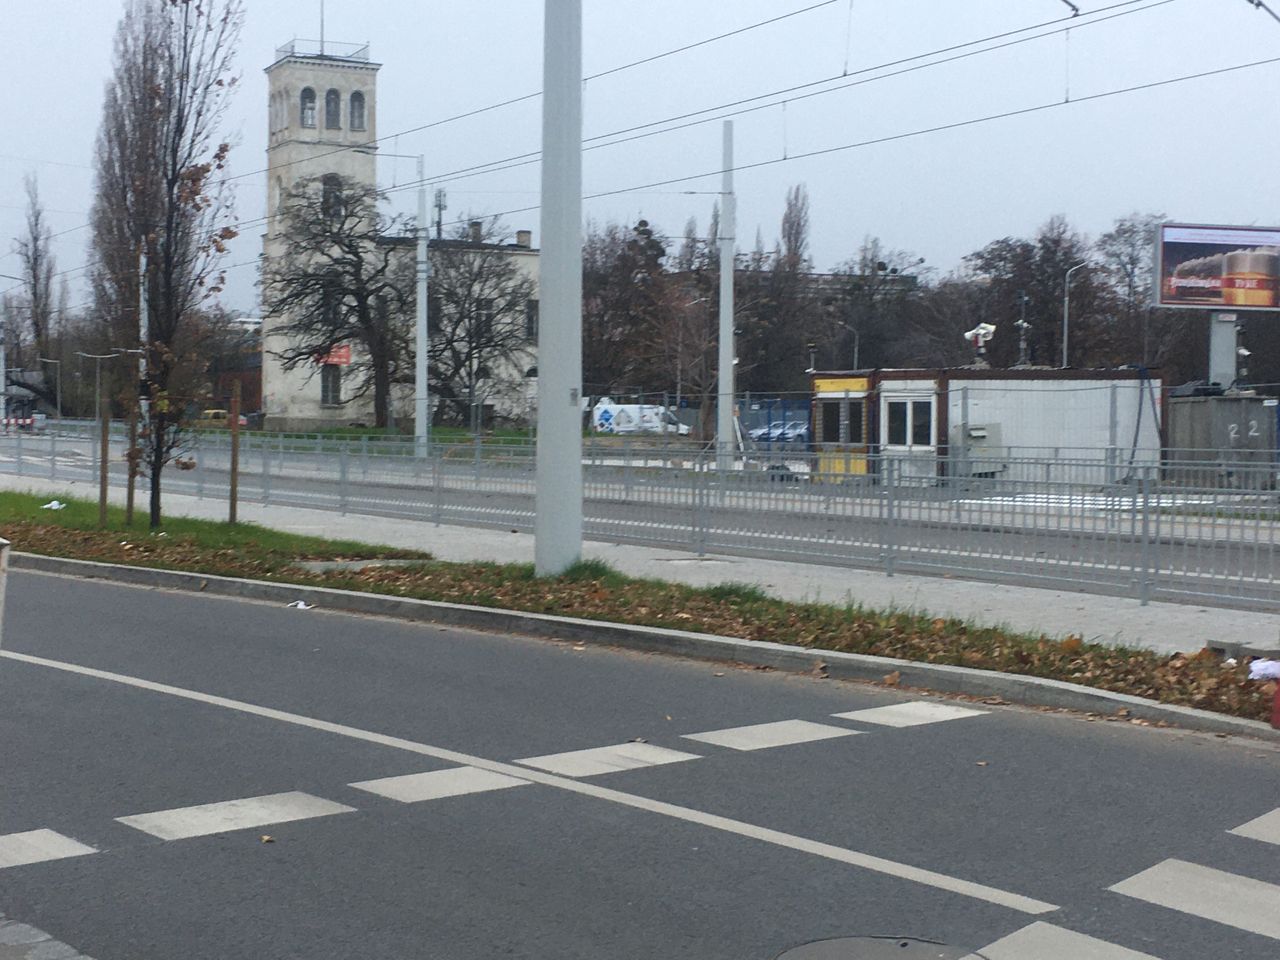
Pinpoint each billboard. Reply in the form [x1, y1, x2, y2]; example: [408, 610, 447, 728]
[1156, 222, 1280, 311]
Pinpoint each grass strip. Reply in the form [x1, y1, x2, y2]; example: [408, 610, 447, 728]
[0, 492, 1272, 724]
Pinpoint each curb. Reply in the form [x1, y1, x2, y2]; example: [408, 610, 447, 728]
[11, 551, 1279, 743]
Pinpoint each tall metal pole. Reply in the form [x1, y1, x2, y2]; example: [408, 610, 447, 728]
[0, 323, 6, 423]
[534, 0, 584, 576]
[716, 120, 736, 472]
[1062, 260, 1088, 368]
[415, 154, 431, 456]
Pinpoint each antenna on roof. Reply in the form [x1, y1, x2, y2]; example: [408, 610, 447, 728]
[320, 0, 326, 55]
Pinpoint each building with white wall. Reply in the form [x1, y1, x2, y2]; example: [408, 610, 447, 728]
[260, 40, 538, 432]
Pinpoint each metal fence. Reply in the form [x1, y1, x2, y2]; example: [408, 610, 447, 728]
[3, 425, 1279, 611]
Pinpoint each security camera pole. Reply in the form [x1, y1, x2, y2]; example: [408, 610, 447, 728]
[534, 0, 584, 575]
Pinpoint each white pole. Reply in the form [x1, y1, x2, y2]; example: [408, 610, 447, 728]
[716, 120, 736, 472]
[0, 324, 6, 422]
[1062, 260, 1088, 368]
[415, 155, 431, 455]
[534, 0, 584, 576]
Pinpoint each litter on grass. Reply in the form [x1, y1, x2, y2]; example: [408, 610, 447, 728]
[286, 600, 315, 610]
[1248, 659, 1280, 681]
[39, 500, 66, 510]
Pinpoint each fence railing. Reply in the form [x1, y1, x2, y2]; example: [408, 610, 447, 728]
[2, 427, 1279, 610]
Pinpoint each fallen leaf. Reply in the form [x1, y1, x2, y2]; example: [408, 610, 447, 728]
[664, 715, 672, 721]
[975, 761, 989, 767]
[883, 670, 901, 687]
[713, 671, 725, 677]
[260, 835, 274, 843]
[629, 737, 647, 743]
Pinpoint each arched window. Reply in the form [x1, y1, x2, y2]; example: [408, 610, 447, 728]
[300, 87, 316, 128]
[325, 88, 341, 129]
[349, 91, 366, 131]
[321, 174, 343, 224]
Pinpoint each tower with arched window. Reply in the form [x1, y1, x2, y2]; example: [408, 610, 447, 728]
[264, 39, 379, 248]
[262, 38, 381, 428]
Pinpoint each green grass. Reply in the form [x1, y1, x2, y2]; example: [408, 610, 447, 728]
[0, 491, 426, 561]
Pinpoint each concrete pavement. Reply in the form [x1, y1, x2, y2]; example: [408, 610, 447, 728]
[0, 472, 1275, 657]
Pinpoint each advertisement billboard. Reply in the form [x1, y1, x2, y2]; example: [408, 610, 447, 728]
[1156, 222, 1280, 311]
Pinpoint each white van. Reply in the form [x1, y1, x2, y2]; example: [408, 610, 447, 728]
[591, 397, 691, 436]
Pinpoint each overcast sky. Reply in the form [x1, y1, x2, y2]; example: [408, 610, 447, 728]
[2, 0, 1277, 314]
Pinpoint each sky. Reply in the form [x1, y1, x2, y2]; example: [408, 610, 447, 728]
[2, 0, 1279, 316]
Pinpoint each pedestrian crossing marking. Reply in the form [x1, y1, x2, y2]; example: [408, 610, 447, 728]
[1228, 807, 1280, 847]
[833, 701, 987, 727]
[515, 742, 701, 777]
[969, 921, 1164, 959]
[1109, 858, 1280, 941]
[0, 829, 97, 870]
[351, 766, 530, 802]
[116, 791, 355, 841]
[683, 719, 860, 751]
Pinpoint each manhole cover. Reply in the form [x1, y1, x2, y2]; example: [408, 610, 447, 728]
[776, 937, 975, 959]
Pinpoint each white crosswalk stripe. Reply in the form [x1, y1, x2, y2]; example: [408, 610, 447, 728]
[0, 829, 97, 870]
[833, 701, 987, 727]
[116, 791, 355, 841]
[515, 742, 701, 777]
[683, 719, 860, 751]
[1109, 858, 1280, 941]
[350, 766, 530, 802]
[1228, 807, 1280, 846]
[968, 921, 1164, 959]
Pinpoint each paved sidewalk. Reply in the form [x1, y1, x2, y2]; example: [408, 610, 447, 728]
[3, 473, 1276, 656]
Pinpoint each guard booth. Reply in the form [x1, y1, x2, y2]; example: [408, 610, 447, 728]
[810, 368, 1164, 483]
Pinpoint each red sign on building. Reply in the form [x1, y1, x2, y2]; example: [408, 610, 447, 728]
[318, 344, 352, 366]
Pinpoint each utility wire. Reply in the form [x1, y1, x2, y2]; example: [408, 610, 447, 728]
[377, 0, 1176, 199]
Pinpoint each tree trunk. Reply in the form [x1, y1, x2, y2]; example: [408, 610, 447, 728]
[149, 409, 164, 529]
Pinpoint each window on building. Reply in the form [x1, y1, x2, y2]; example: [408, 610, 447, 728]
[885, 398, 933, 447]
[476, 299, 494, 343]
[349, 91, 366, 130]
[524, 300, 539, 341]
[321, 174, 343, 224]
[300, 87, 317, 127]
[325, 89, 341, 129]
[820, 401, 841, 444]
[322, 273, 341, 325]
[912, 400, 932, 446]
[320, 364, 342, 405]
[887, 401, 908, 446]
[848, 399, 865, 444]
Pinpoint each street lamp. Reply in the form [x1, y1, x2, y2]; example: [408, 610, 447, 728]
[1062, 260, 1090, 369]
[0, 274, 20, 421]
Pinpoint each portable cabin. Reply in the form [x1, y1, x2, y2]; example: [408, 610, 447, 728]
[810, 368, 1163, 482]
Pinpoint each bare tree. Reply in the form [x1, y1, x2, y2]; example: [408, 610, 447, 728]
[10, 177, 67, 406]
[428, 218, 537, 427]
[90, 0, 243, 527]
[263, 175, 413, 428]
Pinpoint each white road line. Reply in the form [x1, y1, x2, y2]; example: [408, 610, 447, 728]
[683, 719, 859, 752]
[1109, 859, 1280, 940]
[832, 701, 987, 728]
[0, 829, 97, 870]
[1228, 807, 1280, 846]
[350, 766, 530, 802]
[0, 648, 1057, 916]
[116, 791, 355, 841]
[970, 921, 1164, 959]
[516, 742, 701, 777]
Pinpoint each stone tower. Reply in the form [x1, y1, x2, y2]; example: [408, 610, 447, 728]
[263, 39, 380, 250]
[260, 40, 381, 430]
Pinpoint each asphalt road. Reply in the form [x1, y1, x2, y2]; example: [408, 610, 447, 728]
[1, 571, 1278, 959]
[7, 435, 1278, 607]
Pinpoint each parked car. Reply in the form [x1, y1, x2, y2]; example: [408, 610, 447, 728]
[195, 408, 248, 429]
[749, 421, 788, 443]
[781, 420, 810, 444]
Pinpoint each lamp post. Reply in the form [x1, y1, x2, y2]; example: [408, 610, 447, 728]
[1062, 260, 1089, 369]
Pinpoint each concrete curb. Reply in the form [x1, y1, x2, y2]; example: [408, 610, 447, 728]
[12, 551, 1279, 743]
